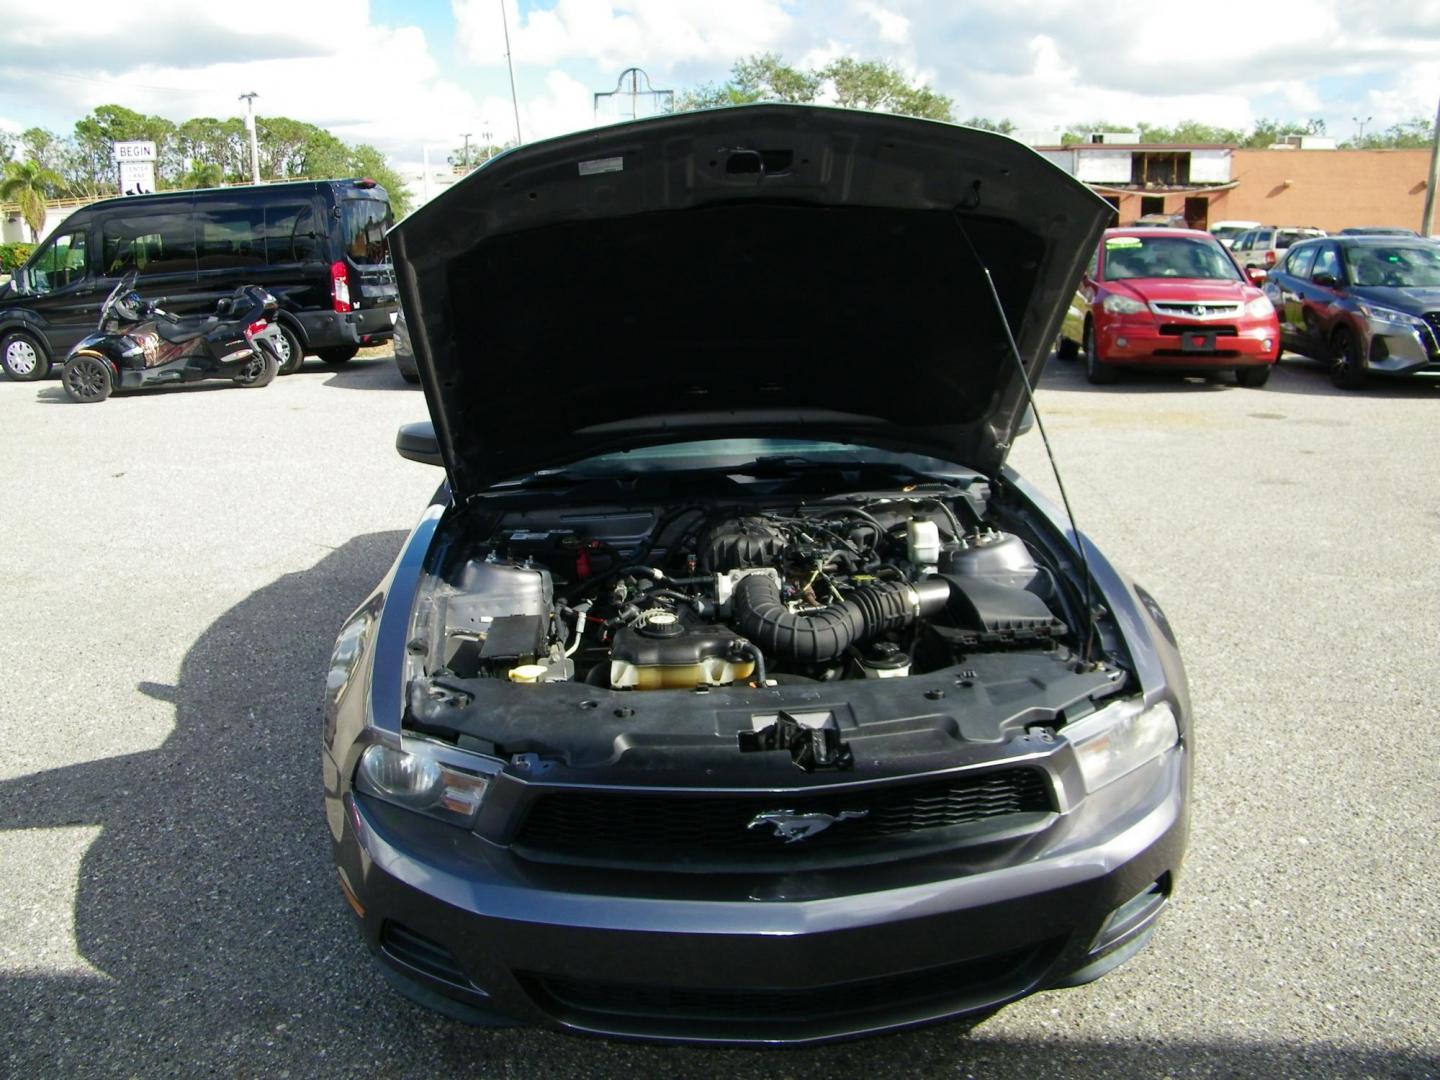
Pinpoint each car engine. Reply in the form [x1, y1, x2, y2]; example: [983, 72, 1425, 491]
[415, 499, 1074, 692]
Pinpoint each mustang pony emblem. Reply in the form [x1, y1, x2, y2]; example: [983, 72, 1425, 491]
[747, 809, 869, 843]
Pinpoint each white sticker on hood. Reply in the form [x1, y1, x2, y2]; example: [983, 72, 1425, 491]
[578, 156, 624, 176]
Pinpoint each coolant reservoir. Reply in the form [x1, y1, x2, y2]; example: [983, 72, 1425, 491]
[608, 616, 756, 690]
[906, 519, 942, 569]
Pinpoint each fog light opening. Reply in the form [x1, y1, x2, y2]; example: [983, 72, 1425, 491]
[1090, 873, 1171, 955]
[1115, 337, 1129, 348]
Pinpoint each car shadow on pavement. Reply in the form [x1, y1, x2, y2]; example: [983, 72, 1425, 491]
[318, 354, 417, 392]
[0, 533, 1434, 1077]
[1041, 353, 1440, 400]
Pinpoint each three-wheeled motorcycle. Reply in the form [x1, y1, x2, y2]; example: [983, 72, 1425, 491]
[61, 272, 284, 403]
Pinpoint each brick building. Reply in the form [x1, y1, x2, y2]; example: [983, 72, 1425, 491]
[1035, 141, 1432, 233]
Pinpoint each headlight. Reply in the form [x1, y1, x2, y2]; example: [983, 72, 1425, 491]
[1102, 294, 1148, 315]
[1357, 302, 1425, 330]
[355, 743, 492, 827]
[1245, 295, 1275, 318]
[1067, 700, 1179, 793]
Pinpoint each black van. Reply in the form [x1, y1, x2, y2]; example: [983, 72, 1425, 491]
[0, 178, 398, 379]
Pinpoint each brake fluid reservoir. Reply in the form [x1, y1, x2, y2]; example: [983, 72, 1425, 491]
[906, 519, 941, 570]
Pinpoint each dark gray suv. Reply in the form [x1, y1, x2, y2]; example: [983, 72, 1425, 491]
[323, 105, 1192, 1045]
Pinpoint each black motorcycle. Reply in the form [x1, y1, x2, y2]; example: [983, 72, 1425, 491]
[61, 272, 284, 403]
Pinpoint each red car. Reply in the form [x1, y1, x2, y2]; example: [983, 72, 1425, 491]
[1058, 227, 1281, 386]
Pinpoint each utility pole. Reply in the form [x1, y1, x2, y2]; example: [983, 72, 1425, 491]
[461, 131, 472, 170]
[1423, 96, 1440, 236]
[500, 0, 522, 145]
[239, 92, 261, 184]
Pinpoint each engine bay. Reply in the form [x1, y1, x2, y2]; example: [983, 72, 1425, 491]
[410, 492, 1084, 694]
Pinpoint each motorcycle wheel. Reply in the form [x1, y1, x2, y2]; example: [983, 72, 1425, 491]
[234, 350, 278, 388]
[62, 354, 113, 403]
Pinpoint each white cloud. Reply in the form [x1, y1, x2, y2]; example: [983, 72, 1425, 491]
[455, 0, 793, 71]
[856, 1, 910, 45]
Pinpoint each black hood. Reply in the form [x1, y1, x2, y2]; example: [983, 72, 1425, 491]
[390, 105, 1112, 498]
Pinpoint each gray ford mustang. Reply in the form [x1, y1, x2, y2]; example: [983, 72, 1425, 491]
[323, 104, 1191, 1046]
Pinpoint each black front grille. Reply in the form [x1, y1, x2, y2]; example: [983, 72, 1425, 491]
[1158, 323, 1240, 336]
[527, 942, 1051, 1030]
[380, 921, 472, 988]
[514, 768, 1053, 865]
[1422, 312, 1440, 353]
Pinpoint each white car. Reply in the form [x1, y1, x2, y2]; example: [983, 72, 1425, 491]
[1209, 220, 1260, 249]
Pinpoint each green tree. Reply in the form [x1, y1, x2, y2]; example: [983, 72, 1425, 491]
[350, 144, 411, 216]
[72, 104, 179, 191]
[0, 159, 63, 240]
[962, 116, 1016, 134]
[0, 130, 13, 164]
[1137, 120, 1244, 144]
[819, 58, 952, 120]
[1342, 115, 1435, 149]
[179, 162, 227, 189]
[177, 117, 248, 181]
[676, 53, 951, 121]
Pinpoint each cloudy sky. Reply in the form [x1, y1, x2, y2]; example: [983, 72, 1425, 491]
[2, 0, 1438, 170]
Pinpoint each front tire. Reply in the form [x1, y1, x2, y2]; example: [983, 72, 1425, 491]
[2, 331, 50, 381]
[234, 350, 277, 387]
[1084, 322, 1118, 384]
[273, 323, 304, 375]
[1235, 365, 1271, 388]
[1055, 336, 1080, 361]
[62, 354, 113, 402]
[1329, 327, 1366, 390]
[318, 346, 358, 365]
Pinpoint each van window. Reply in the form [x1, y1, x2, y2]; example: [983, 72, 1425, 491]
[264, 204, 320, 264]
[340, 199, 393, 264]
[103, 211, 196, 277]
[29, 230, 88, 293]
[197, 207, 264, 268]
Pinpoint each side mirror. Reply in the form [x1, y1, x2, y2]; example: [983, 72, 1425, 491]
[396, 421, 443, 467]
[1246, 267, 1268, 285]
[1312, 271, 1337, 288]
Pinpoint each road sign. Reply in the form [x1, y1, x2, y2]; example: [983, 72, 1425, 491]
[114, 141, 158, 162]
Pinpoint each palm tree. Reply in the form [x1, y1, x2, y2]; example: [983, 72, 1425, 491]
[0, 160, 62, 241]
[179, 162, 226, 189]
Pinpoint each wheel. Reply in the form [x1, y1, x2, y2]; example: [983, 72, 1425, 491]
[233, 350, 277, 387]
[318, 346, 358, 365]
[1055, 336, 1080, 361]
[1328, 327, 1366, 390]
[273, 323, 304, 375]
[398, 364, 421, 385]
[1235, 365, 1271, 388]
[1083, 322, 1118, 385]
[1, 331, 50, 381]
[61, 354, 113, 403]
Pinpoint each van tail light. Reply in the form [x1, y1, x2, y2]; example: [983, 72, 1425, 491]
[1264, 250, 1276, 267]
[246, 319, 268, 336]
[331, 261, 352, 312]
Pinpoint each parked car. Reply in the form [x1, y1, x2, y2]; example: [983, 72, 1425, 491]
[1262, 236, 1440, 388]
[325, 105, 1191, 1046]
[0, 178, 399, 381]
[392, 309, 419, 384]
[1337, 226, 1420, 237]
[1057, 227, 1280, 385]
[1209, 220, 1260, 249]
[1229, 225, 1326, 271]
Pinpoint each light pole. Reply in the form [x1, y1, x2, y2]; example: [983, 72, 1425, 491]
[1352, 115, 1372, 143]
[239, 92, 261, 184]
[1421, 95, 1440, 235]
[461, 131, 472, 170]
[500, 0, 522, 145]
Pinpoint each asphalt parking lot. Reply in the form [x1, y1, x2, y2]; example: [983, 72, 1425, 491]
[0, 349, 1436, 1078]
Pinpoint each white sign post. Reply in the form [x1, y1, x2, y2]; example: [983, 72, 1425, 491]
[113, 140, 157, 195]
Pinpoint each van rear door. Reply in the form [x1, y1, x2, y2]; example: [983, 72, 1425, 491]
[336, 189, 399, 325]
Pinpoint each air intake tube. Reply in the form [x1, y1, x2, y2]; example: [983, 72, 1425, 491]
[732, 575, 950, 664]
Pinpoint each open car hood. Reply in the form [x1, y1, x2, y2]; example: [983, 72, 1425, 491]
[390, 105, 1112, 498]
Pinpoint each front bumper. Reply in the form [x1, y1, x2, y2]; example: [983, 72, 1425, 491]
[1362, 319, 1440, 376]
[1099, 318, 1278, 368]
[296, 305, 397, 349]
[326, 744, 1188, 1045]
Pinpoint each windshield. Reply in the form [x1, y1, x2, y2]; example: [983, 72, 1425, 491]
[1210, 226, 1249, 241]
[1345, 245, 1440, 288]
[1275, 229, 1319, 250]
[1103, 235, 1242, 282]
[501, 438, 976, 484]
[340, 198, 393, 264]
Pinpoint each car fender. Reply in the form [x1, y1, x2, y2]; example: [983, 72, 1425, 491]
[273, 308, 309, 348]
[0, 312, 55, 358]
